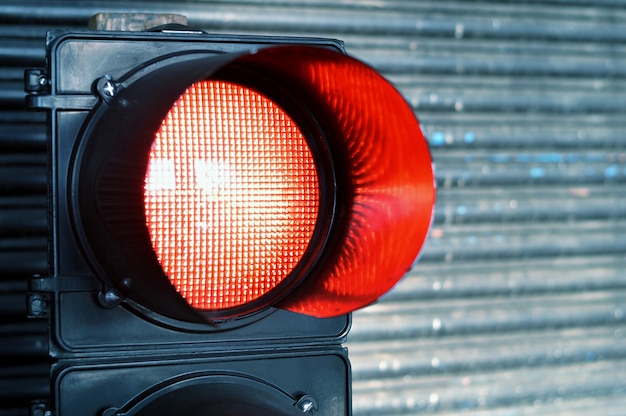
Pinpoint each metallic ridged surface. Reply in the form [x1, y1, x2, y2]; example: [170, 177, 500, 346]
[0, 1, 625, 414]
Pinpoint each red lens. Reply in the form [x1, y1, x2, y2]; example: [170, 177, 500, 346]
[144, 80, 320, 313]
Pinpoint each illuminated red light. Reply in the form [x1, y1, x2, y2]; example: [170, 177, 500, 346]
[144, 80, 320, 312]
[139, 46, 434, 320]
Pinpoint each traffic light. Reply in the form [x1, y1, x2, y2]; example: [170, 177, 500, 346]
[26, 20, 435, 416]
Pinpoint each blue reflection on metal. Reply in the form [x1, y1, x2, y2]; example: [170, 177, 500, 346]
[431, 131, 445, 146]
[491, 154, 511, 163]
[604, 165, 620, 178]
[536, 153, 562, 163]
[530, 167, 546, 178]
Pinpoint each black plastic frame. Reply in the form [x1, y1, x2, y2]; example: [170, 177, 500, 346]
[70, 53, 336, 323]
[52, 347, 351, 416]
[29, 29, 350, 351]
[26, 28, 353, 416]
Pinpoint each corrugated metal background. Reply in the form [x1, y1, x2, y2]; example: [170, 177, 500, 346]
[1, 1, 625, 415]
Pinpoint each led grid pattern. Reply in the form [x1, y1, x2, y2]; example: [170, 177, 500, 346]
[144, 80, 320, 311]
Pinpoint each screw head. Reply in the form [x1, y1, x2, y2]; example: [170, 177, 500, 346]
[295, 395, 318, 413]
[102, 80, 117, 97]
[29, 294, 50, 316]
[96, 75, 120, 101]
[98, 289, 123, 308]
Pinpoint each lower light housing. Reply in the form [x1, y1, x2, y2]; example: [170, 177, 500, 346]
[112, 373, 306, 416]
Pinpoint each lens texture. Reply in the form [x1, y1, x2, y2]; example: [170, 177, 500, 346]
[144, 80, 319, 312]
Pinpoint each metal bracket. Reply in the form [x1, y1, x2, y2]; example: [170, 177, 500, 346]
[25, 67, 99, 110]
[88, 12, 188, 32]
[25, 94, 98, 111]
[27, 274, 101, 318]
[29, 274, 101, 293]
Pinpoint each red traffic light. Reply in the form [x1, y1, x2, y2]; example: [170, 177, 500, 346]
[72, 44, 435, 323]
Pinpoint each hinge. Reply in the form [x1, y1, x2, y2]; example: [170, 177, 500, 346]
[27, 274, 101, 318]
[25, 68, 99, 110]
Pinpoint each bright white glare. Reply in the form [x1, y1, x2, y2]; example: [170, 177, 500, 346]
[145, 159, 231, 193]
[194, 160, 231, 193]
[145, 158, 176, 191]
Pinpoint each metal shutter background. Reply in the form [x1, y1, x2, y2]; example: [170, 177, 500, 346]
[1, 1, 625, 415]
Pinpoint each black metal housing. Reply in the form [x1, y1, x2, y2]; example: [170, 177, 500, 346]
[53, 348, 349, 416]
[27, 28, 351, 416]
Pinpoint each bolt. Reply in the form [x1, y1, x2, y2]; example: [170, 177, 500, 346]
[31, 298, 43, 314]
[102, 80, 117, 97]
[29, 294, 49, 316]
[104, 290, 121, 304]
[295, 395, 318, 413]
[98, 289, 123, 308]
[300, 400, 314, 412]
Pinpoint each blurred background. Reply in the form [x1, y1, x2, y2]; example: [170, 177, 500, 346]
[1, 1, 625, 415]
